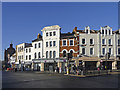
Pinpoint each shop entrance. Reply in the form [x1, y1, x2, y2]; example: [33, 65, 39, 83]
[44, 63, 55, 71]
[117, 61, 120, 69]
[102, 61, 112, 70]
[85, 61, 97, 70]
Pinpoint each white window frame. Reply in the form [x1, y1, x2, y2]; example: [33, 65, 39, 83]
[102, 48, 106, 55]
[82, 38, 86, 44]
[90, 38, 94, 45]
[82, 47, 86, 55]
[108, 39, 112, 45]
[69, 39, 74, 46]
[62, 39, 67, 46]
[102, 39, 106, 45]
[90, 48, 94, 55]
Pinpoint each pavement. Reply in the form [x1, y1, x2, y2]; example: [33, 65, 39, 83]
[2, 70, 119, 88]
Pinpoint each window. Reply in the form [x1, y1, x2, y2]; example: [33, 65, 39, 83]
[102, 48, 105, 55]
[50, 51, 52, 58]
[34, 53, 36, 59]
[38, 52, 40, 58]
[90, 48, 93, 55]
[26, 55, 28, 60]
[53, 31, 56, 36]
[102, 39, 105, 45]
[90, 39, 93, 45]
[20, 56, 21, 59]
[46, 51, 48, 58]
[109, 30, 111, 35]
[46, 42, 48, 47]
[29, 55, 31, 60]
[109, 48, 111, 55]
[50, 41, 52, 47]
[105, 30, 107, 35]
[63, 51, 66, 57]
[38, 43, 41, 48]
[50, 32, 52, 36]
[26, 49, 28, 53]
[118, 48, 120, 54]
[22, 55, 23, 59]
[82, 48, 85, 55]
[63, 40, 67, 46]
[118, 39, 120, 45]
[53, 51, 56, 58]
[102, 29, 104, 34]
[69, 40, 74, 46]
[86, 29, 88, 33]
[108, 39, 111, 45]
[70, 50, 73, 57]
[29, 48, 31, 52]
[82, 39, 85, 44]
[53, 41, 56, 46]
[46, 32, 48, 36]
[35, 44, 37, 48]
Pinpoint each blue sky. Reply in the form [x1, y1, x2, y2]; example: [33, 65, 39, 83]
[2, 2, 118, 60]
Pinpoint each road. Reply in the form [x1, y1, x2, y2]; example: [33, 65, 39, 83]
[2, 71, 119, 88]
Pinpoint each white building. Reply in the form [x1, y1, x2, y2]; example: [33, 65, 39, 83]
[32, 33, 43, 71]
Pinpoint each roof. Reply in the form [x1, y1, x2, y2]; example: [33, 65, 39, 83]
[76, 30, 99, 33]
[60, 32, 75, 39]
[25, 43, 32, 48]
[32, 38, 43, 42]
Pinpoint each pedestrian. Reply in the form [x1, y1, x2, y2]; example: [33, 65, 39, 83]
[64, 66, 67, 73]
[57, 67, 59, 73]
[59, 66, 61, 73]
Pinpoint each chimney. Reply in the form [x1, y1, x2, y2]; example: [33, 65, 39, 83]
[37, 33, 40, 39]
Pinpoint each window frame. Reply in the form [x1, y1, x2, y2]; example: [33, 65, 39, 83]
[69, 39, 74, 46]
[62, 39, 67, 46]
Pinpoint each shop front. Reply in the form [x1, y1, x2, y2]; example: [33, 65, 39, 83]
[85, 61, 97, 70]
[117, 61, 120, 69]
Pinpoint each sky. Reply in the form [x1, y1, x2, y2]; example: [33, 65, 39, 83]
[2, 2, 118, 60]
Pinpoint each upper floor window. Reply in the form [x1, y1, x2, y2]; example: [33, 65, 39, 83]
[82, 39, 85, 44]
[34, 53, 37, 59]
[29, 55, 31, 60]
[50, 32, 52, 36]
[50, 41, 52, 47]
[53, 41, 56, 46]
[26, 49, 28, 53]
[118, 48, 120, 54]
[70, 50, 73, 57]
[63, 51, 66, 57]
[109, 30, 111, 35]
[50, 51, 52, 58]
[102, 39, 105, 45]
[86, 29, 88, 33]
[109, 48, 111, 55]
[46, 51, 48, 58]
[63, 40, 67, 46]
[29, 48, 31, 52]
[53, 51, 56, 58]
[108, 39, 111, 45]
[26, 55, 28, 60]
[118, 39, 120, 45]
[69, 40, 74, 46]
[102, 48, 105, 55]
[90, 39, 93, 45]
[90, 48, 93, 55]
[102, 29, 104, 34]
[82, 48, 85, 55]
[53, 31, 56, 36]
[35, 44, 37, 49]
[46, 32, 48, 37]
[38, 43, 41, 48]
[38, 52, 41, 58]
[105, 30, 107, 35]
[46, 42, 48, 47]
[22, 55, 23, 59]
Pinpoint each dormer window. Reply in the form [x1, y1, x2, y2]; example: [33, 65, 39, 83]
[109, 29, 111, 35]
[105, 30, 107, 35]
[86, 29, 88, 33]
[102, 29, 104, 34]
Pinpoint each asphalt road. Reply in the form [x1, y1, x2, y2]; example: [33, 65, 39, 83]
[2, 71, 119, 88]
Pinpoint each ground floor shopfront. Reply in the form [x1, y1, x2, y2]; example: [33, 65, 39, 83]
[32, 58, 67, 72]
